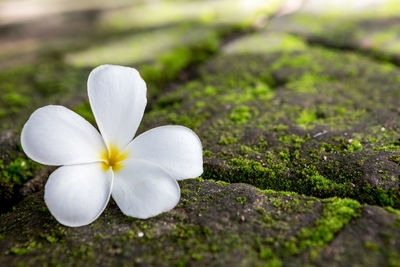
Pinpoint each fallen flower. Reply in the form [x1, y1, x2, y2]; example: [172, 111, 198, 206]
[21, 64, 203, 227]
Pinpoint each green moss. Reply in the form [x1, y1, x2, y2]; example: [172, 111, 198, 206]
[374, 144, 400, 152]
[252, 197, 361, 264]
[230, 157, 275, 175]
[271, 53, 321, 73]
[362, 186, 400, 208]
[11, 242, 42, 256]
[389, 155, 400, 165]
[0, 108, 6, 118]
[384, 206, 400, 217]
[219, 82, 275, 105]
[207, 147, 369, 205]
[272, 124, 289, 132]
[388, 252, 400, 267]
[218, 136, 238, 146]
[253, 82, 275, 101]
[269, 197, 304, 214]
[286, 73, 330, 94]
[278, 134, 307, 145]
[321, 137, 363, 153]
[203, 150, 213, 156]
[240, 145, 255, 154]
[40, 233, 58, 244]
[195, 101, 206, 109]
[0, 157, 40, 209]
[3, 92, 31, 107]
[259, 247, 274, 259]
[282, 198, 361, 256]
[307, 171, 335, 192]
[296, 109, 317, 127]
[259, 189, 300, 197]
[229, 106, 254, 124]
[204, 86, 218, 96]
[364, 241, 380, 251]
[346, 139, 363, 152]
[264, 258, 283, 267]
[235, 196, 247, 204]
[73, 102, 95, 124]
[10, 247, 30, 256]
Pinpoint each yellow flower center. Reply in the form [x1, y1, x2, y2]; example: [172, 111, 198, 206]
[100, 144, 129, 172]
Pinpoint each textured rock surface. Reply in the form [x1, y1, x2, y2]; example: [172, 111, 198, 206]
[141, 31, 400, 207]
[1, 0, 400, 265]
[1, 179, 400, 266]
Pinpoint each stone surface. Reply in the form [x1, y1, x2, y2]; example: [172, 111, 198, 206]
[1, 179, 399, 266]
[139, 31, 400, 207]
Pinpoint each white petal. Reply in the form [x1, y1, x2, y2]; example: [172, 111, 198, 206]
[126, 126, 203, 180]
[112, 159, 180, 219]
[88, 64, 147, 150]
[44, 163, 113, 227]
[21, 105, 106, 166]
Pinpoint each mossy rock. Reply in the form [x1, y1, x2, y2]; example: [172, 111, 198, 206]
[0, 130, 48, 213]
[139, 31, 400, 208]
[0, 179, 399, 266]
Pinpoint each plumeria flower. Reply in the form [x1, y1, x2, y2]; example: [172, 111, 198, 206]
[21, 65, 203, 227]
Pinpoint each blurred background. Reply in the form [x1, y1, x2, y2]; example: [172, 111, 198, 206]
[0, 0, 399, 129]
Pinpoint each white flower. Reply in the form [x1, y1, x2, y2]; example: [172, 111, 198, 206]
[21, 64, 203, 227]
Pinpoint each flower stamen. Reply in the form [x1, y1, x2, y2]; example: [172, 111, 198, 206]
[100, 144, 129, 172]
